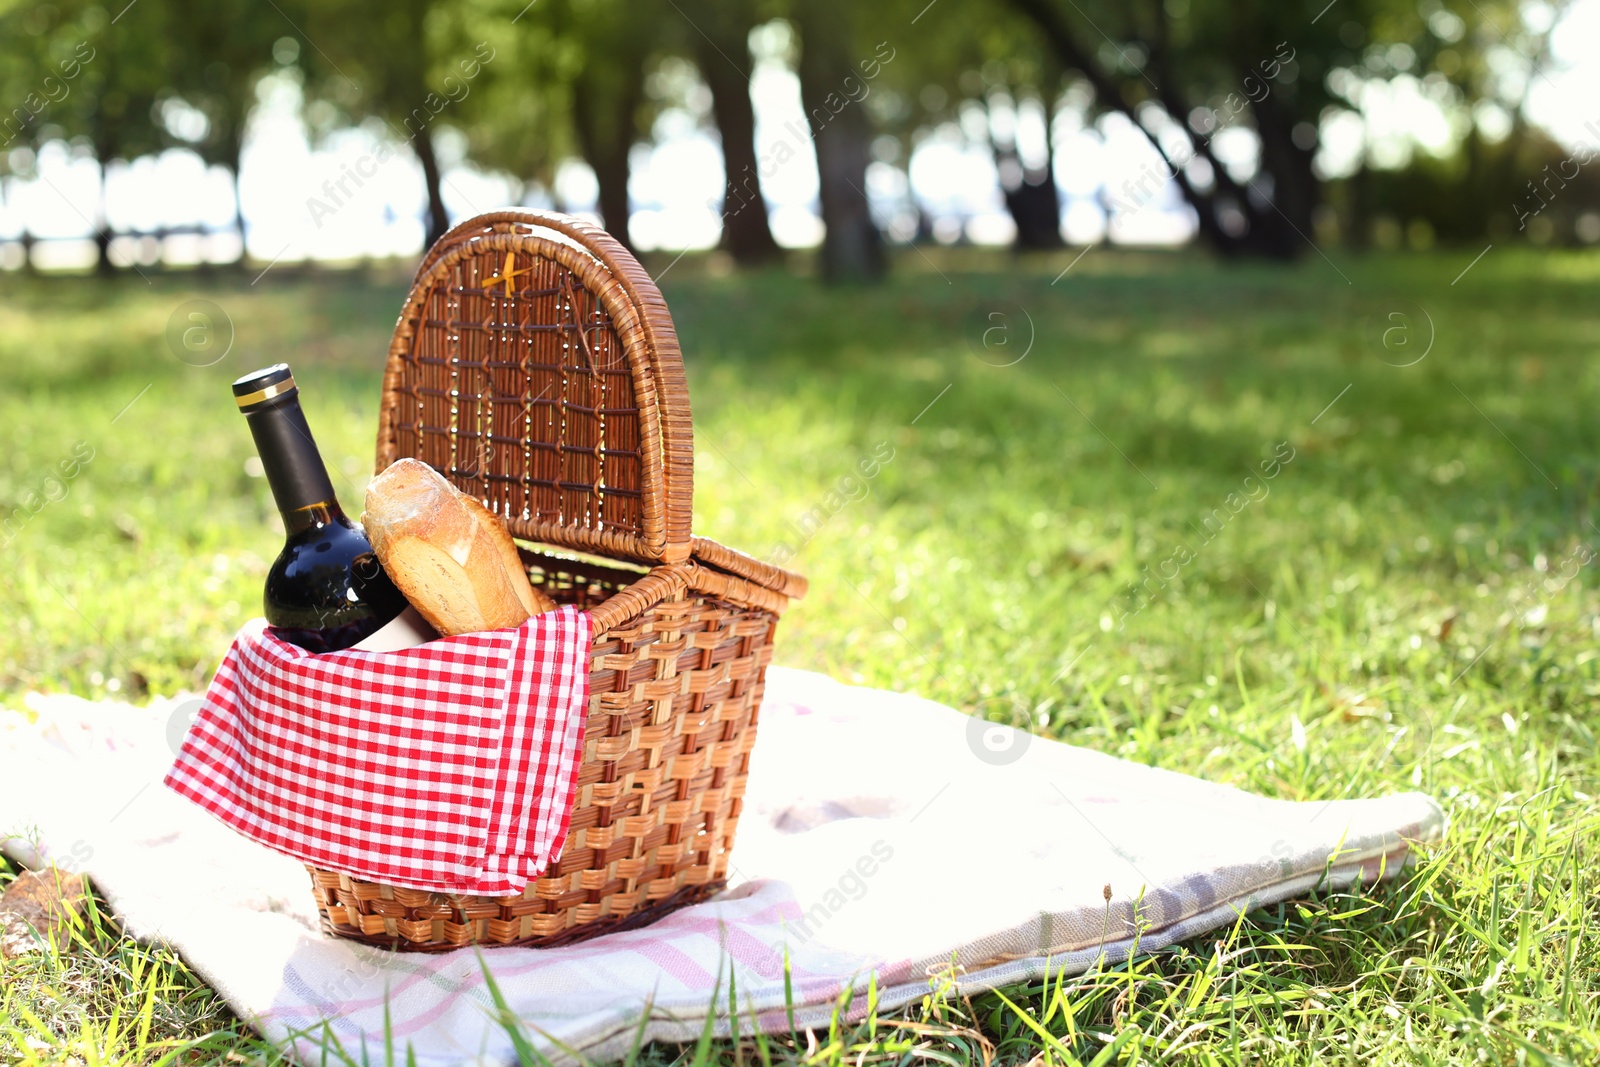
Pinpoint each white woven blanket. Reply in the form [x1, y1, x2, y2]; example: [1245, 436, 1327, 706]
[0, 667, 1443, 1065]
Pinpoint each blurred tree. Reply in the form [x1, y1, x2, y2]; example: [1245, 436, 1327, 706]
[461, 0, 783, 260]
[1331, 0, 1579, 244]
[995, 0, 1521, 257]
[466, 0, 666, 250]
[791, 0, 886, 281]
[995, 92, 1067, 251]
[0, 4, 53, 271]
[54, 2, 172, 275]
[302, 0, 456, 248]
[1330, 128, 1599, 248]
[1001, 0, 1311, 257]
[1, 0, 172, 273]
[558, 0, 668, 249]
[684, 0, 783, 265]
[444, 1, 575, 211]
[159, 0, 286, 262]
[880, 7, 1068, 251]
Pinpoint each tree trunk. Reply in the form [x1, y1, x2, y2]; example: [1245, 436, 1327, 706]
[996, 142, 1065, 250]
[1234, 84, 1314, 259]
[572, 66, 644, 251]
[696, 30, 782, 265]
[1349, 163, 1372, 249]
[1461, 124, 1486, 239]
[20, 229, 36, 275]
[794, 10, 885, 283]
[413, 126, 451, 250]
[985, 90, 1062, 251]
[206, 165, 244, 273]
[94, 155, 115, 277]
[11, 179, 37, 274]
[590, 141, 633, 252]
[227, 126, 247, 267]
[1011, 172, 1065, 251]
[993, 96, 1064, 252]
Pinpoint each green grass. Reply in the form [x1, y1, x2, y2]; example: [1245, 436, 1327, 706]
[4, 244, 1600, 1063]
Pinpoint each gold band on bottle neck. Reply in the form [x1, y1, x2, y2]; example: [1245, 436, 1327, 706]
[234, 377, 297, 409]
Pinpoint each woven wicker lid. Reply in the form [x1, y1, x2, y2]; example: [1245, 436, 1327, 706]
[377, 210, 693, 564]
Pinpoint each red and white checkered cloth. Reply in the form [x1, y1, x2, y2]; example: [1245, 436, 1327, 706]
[163, 606, 591, 895]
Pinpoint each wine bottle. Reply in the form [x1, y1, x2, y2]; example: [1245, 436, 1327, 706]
[234, 364, 408, 652]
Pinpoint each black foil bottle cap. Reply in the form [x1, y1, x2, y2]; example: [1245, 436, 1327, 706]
[234, 364, 297, 412]
[232, 362, 337, 516]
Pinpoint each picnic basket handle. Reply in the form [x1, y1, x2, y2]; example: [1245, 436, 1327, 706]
[377, 210, 693, 564]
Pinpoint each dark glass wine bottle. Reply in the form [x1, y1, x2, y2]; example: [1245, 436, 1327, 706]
[234, 364, 408, 652]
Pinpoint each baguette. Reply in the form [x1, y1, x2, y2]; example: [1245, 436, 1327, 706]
[363, 458, 556, 636]
[459, 492, 547, 619]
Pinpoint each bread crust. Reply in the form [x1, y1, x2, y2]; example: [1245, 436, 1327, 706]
[459, 493, 558, 615]
[363, 458, 555, 635]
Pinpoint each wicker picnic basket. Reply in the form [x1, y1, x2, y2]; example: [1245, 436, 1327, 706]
[305, 210, 806, 951]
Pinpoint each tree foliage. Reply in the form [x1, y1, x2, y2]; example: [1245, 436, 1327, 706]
[0, 0, 1586, 273]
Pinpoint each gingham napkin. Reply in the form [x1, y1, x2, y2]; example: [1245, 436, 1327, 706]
[162, 606, 591, 895]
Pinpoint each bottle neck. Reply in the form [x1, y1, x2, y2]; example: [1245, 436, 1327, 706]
[243, 396, 343, 537]
[280, 499, 345, 539]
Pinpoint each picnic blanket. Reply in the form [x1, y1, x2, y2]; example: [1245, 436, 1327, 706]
[0, 666, 1444, 1065]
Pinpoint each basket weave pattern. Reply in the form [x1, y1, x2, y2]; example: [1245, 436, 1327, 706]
[380, 214, 694, 565]
[305, 212, 802, 951]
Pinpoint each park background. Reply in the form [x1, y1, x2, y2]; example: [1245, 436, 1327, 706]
[3, 0, 1600, 1063]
